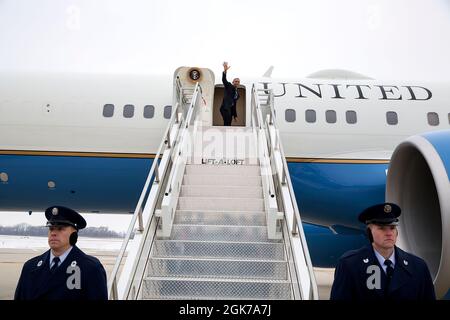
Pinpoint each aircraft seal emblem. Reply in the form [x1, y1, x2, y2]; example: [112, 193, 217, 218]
[384, 204, 392, 213]
[188, 68, 201, 81]
[52, 207, 58, 215]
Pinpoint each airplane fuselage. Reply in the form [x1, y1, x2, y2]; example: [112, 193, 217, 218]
[0, 70, 449, 265]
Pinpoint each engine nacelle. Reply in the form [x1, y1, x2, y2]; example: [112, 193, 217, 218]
[386, 130, 450, 298]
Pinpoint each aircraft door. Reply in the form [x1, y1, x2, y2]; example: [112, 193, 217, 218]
[212, 85, 246, 126]
[173, 66, 215, 126]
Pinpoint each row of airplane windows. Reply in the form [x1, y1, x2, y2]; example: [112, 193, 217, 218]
[103, 104, 450, 127]
[285, 109, 450, 126]
[102, 104, 172, 119]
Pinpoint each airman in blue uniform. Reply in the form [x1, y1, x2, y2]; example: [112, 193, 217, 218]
[14, 206, 108, 300]
[330, 203, 436, 300]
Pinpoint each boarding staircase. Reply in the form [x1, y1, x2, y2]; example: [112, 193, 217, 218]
[108, 76, 318, 300]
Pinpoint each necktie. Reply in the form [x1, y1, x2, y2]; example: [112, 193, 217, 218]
[50, 256, 60, 273]
[384, 259, 394, 279]
[384, 259, 394, 297]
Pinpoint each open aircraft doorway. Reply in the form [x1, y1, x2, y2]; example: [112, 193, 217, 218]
[212, 85, 246, 126]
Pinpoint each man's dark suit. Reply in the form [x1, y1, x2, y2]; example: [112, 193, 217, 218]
[14, 245, 107, 300]
[330, 245, 436, 300]
[220, 71, 239, 126]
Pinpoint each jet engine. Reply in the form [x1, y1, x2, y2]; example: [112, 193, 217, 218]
[386, 130, 450, 298]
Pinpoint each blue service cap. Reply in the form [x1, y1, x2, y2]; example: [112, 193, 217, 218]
[358, 203, 401, 226]
[45, 206, 87, 230]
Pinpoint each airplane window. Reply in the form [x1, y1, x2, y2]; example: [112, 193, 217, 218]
[326, 110, 336, 123]
[427, 112, 439, 126]
[164, 105, 172, 119]
[448, 113, 450, 124]
[103, 104, 114, 117]
[285, 109, 296, 122]
[144, 105, 155, 119]
[386, 111, 398, 125]
[346, 110, 357, 124]
[123, 104, 135, 118]
[305, 109, 316, 123]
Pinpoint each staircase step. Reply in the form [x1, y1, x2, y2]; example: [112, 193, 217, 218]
[169, 225, 280, 243]
[201, 126, 256, 135]
[200, 127, 257, 158]
[147, 258, 288, 280]
[185, 164, 260, 176]
[142, 277, 292, 300]
[174, 210, 266, 226]
[180, 185, 263, 198]
[182, 175, 262, 187]
[152, 240, 286, 260]
[177, 197, 264, 211]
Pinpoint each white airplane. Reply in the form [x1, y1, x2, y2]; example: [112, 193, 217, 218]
[0, 64, 449, 298]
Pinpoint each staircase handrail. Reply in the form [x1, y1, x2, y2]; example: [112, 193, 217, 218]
[164, 82, 201, 197]
[158, 82, 203, 237]
[108, 99, 186, 299]
[251, 84, 319, 300]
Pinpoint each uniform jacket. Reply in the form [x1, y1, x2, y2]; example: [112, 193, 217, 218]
[14, 245, 107, 300]
[221, 71, 239, 118]
[330, 245, 436, 300]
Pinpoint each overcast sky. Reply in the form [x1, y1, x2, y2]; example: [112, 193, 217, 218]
[0, 0, 449, 80]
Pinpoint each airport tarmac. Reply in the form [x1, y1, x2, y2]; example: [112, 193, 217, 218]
[0, 247, 334, 300]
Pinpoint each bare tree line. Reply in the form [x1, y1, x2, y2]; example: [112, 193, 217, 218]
[0, 223, 127, 238]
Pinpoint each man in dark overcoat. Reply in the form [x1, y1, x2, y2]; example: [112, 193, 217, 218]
[330, 203, 436, 300]
[14, 206, 107, 300]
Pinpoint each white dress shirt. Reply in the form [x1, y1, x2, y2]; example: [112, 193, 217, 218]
[49, 246, 73, 269]
[373, 248, 395, 274]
